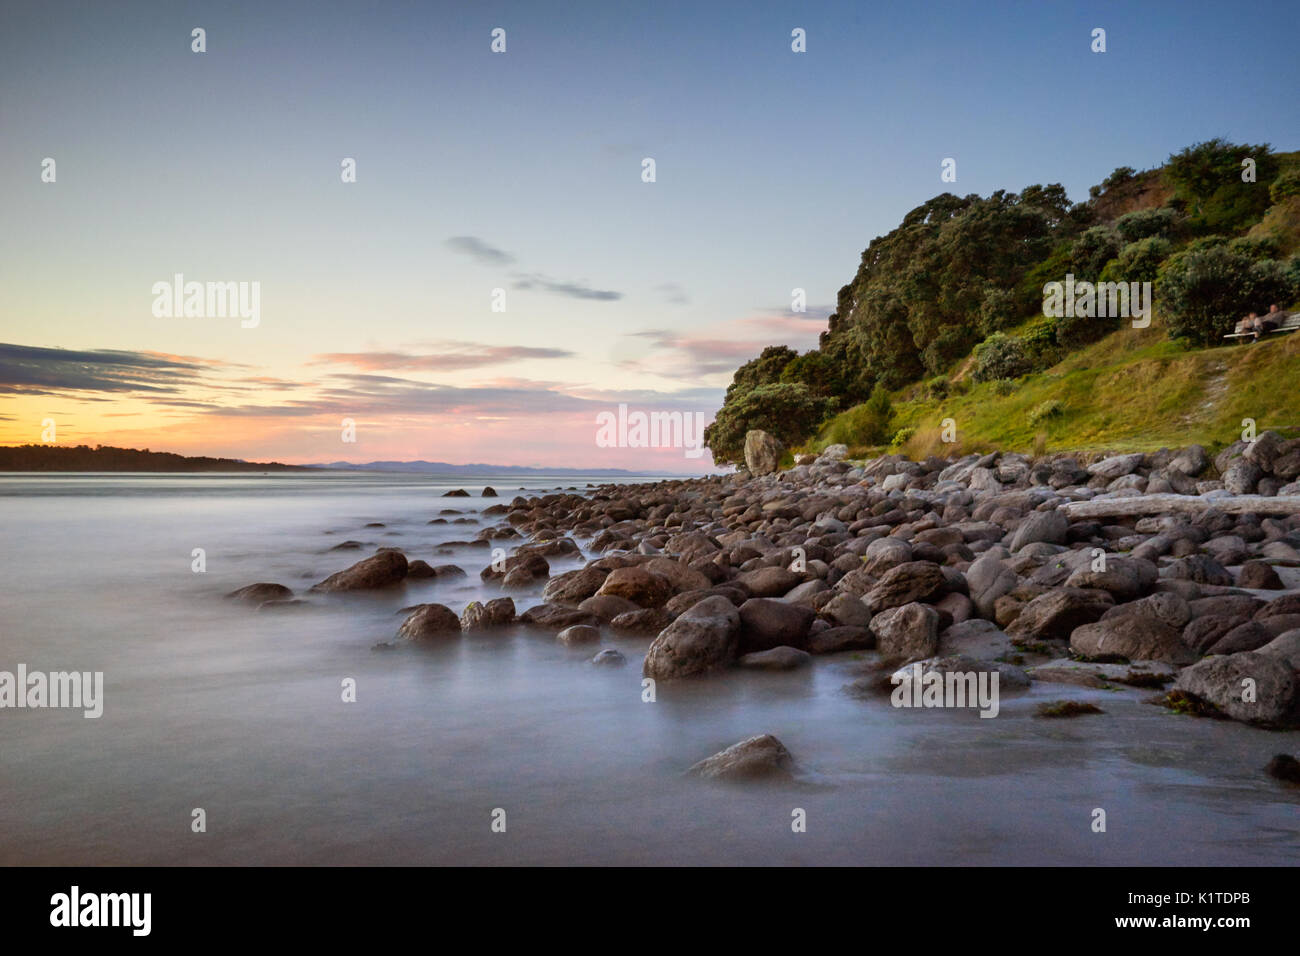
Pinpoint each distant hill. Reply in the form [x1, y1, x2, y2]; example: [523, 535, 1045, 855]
[0, 444, 305, 472]
[306, 460, 684, 477]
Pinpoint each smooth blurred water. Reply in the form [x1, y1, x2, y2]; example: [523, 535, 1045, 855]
[1, 472, 1297, 865]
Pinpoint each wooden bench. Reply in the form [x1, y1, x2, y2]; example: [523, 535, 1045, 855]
[1223, 312, 1299, 341]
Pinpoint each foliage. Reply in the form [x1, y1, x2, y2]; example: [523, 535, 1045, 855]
[1100, 236, 1172, 284]
[973, 332, 1034, 382]
[1164, 138, 1279, 234]
[1071, 225, 1122, 277]
[1156, 243, 1296, 346]
[1115, 207, 1177, 242]
[823, 385, 894, 447]
[1027, 399, 1064, 425]
[703, 382, 830, 466]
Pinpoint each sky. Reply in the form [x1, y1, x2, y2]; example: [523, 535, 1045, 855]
[1, 0, 1296, 472]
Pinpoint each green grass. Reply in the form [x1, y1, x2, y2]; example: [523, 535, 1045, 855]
[809, 318, 1300, 459]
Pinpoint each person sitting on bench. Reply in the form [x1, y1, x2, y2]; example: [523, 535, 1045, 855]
[1234, 314, 1255, 335]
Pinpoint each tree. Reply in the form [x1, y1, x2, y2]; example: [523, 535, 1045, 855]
[1157, 244, 1296, 346]
[703, 382, 830, 466]
[1164, 138, 1279, 234]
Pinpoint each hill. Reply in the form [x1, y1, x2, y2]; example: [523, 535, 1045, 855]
[704, 138, 1300, 466]
[0, 444, 306, 472]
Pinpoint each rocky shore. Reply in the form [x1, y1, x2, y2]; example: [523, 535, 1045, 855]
[230, 433, 1300, 778]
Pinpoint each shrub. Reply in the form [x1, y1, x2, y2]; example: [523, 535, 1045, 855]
[1071, 225, 1122, 277]
[992, 378, 1017, 396]
[1164, 138, 1279, 234]
[1115, 207, 1177, 242]
[1099, 236, 1172, 285]
[1269, 168, 1300, 205]
[1103, 166, 1137, 190]
[1028, 400, 1063, 425]
[1157, 244, 1297, 346]
[973, 332, 1033, 382]
[924, 375, 949, 400]
[890, 426, 917, 448]
[826, 386, 895, 446]
[703, 382, 830, 465]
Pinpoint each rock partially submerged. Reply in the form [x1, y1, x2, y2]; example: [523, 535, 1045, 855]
[687, 734, 794, 781]
[226, 582, 293, 604]
[397, 603, 461, 641]
[312, 550, 408, 591]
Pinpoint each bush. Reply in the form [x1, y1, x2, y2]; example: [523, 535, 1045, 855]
[992, 378, 1017, 396]
[1157, 244, 1297, 346]
[889, 426, 917, 448]
[702, 382, 831, 466]
[826, 385, 895, 447]
[924, 375, 949, 400]
[1099, 236, 1172, 284]
[1269, 168, 1300, 205]
[1071, 225, 1122, 277]
[973, 332, 1034, 382]
[1103, 166, 1137, 190]
[1164, 138, 1279, 234]
[1028, 400, 1064, 425]
[1115, 207, 1177, 242]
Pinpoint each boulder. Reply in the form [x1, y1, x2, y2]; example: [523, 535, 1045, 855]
[1069, 616, 1196, 664]
[821, 592, 873, 629]
[596, 566, 675, 607]
[1174, 652, 1299, 726]
[226, 582, 293, 604]
[738, 598, 816, 652]
[734, 566, 802, 598]
[610, 607, 675, 635]
[643, 595, 741, 680]
[965, 553, 1018, 619]
[743, 430, 784, 476]
[1009, 509, 1069, 552]
[687, 734, 794, 781]
[312, 550, 408, 591]
[1007, 588, 1113, 642]
[557, 624, 602, 646]
[591, 649, 626, 667]
[459, 597, 516, 631]
[541, 566, 610, 605]
[1238, 561, 1284, 590]
[737, 646, 812, 670]
[870, 602, 940, 663]
[397, 603, 461, 641]
[806, 625, 874, 654]
[864, 561, 947, 612]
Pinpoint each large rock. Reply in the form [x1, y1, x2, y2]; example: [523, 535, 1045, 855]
[821, 592, 872, 628]
[1087, 453, 1144, 480]
[1069, 615, 1196, 664]
[743, 430, 784, 476]
[226, 582, 293, 604]
[542, 566, 610, 605]
[643, 557, 712, 593]
[397, 603, 461, 641]
[1174, 652, 1299, 726]
[1007, 588, 1113, 642]
[313, 550, 409, 591]
[597, 566, 675, 608]
[864, 561, 946, 612]
[965, 554, 1018, 619]
[577, 593, 640, 622]
[1258, 630, 1300, 670]
[519, 603, 600, 632]
[643, 595, 740, 680]
[557, 624, 602, 645]
[806, 625, 874, 654]
[870, 602, 940, 663]
[1064, 557, 1157, 601]
[688, 734, 794, 780]
[1238, 561, 1285, 590]
[737, 646, 811, 670]
[734, 566, 802, 598]
[738, 598, 816, 652]
[460, 597, 516, 631]
[1009, 509, 1069, 552]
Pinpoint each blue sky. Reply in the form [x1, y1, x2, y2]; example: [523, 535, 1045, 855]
[1, 0, 1296, 469]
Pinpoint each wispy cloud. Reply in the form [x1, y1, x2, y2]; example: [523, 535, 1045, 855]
[656, 282, 689, 305]
[512, 273, 622, 301]
[445, 235, 516, 266]
[310, 341, 574, 372]
[0, 343, 226, 396]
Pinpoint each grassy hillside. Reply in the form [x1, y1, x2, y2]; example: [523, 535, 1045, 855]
[705, 139, 1300, 466]
[808, 318, 1300, 460]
